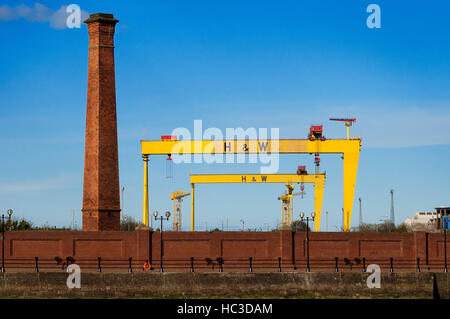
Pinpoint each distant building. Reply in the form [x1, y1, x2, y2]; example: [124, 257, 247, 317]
[436, 207, 450, 217]
[404, 207, 450, 232]
[404, 212, 438, 232]
[436, 207, 450, 229]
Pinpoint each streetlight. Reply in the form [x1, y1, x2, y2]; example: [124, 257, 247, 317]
[2, 209, 13, 272]
[300, 212, 315, 272]
[153, 210, 171, 272]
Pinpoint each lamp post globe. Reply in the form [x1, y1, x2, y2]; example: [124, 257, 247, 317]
[153, 211, 158, 218]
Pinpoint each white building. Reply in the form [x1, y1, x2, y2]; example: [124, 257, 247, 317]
[404, 212, 438, 231]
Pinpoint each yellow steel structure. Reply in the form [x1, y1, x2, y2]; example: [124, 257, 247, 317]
[278, 184, 295, 227]
[142, 155, 149, 227]
[277, 183, 310, 227]
[170, 190, 190, 231]
[141, 138, 361, 231]
[189, 173, 325, 231]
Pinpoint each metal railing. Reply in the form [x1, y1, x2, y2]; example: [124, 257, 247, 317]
[0, 256, 449, 273]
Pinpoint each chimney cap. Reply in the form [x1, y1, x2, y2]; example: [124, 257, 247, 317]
[84, 13, 119, 24]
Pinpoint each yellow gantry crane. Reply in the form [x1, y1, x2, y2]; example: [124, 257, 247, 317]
[141, 124, 361, 232]
[278, 184, 305, 227]
[170, 190, 190, 231]
[189, 173, 325, 231]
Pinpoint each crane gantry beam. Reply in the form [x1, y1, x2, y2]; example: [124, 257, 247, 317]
[189, 173, 325, 232]
[141, 138, 361, 231]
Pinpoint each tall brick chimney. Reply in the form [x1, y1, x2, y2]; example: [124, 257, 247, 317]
[82, 13, 120, 231]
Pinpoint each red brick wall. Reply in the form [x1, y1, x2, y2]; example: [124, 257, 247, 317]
[5, 231, 148, 260]
[1, 230, 447, 271]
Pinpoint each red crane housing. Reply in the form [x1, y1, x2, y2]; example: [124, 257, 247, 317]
[308, 125, 326, 141]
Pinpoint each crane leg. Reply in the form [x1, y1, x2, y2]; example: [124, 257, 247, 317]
[313, 175, 325, 232]
[191, 183, 195, 232]
[143, 155, 149, 227]
[343, 151, 359, 232]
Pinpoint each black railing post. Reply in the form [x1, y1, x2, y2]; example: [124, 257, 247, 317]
[249, 257, 253, 273]
[34, 257, 39, 273]
[335, 257, 339, 272]
[278, 257, 282, 272]
[128, 257, 133, 273]
[362, 257, 366, 273]
[390, 257, 394, 273]
[190, 257, 194, 273]
[97, 257, 102, 272]
[417, 257, 420, 272]
[219, 257, 223, 272]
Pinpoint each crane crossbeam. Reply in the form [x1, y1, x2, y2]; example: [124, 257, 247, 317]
[190, 173, 324, 184]
[141, 139, 360, 155]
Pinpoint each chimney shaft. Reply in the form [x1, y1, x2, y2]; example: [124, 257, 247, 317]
[82, 13, 120, 231]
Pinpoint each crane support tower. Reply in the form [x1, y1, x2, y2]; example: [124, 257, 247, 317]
[278, 184, 305, 227]
[170, 191, 190, 231]
[189, 173, 325, 232]
[141, 125, 361, 232]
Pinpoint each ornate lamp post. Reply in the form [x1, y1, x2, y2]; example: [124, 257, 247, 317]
[153, 211, 170, 272]
[300, 212, 315, 272]
[2, 209, 13, 272]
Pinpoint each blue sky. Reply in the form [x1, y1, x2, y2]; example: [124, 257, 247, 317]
[0, 0, 449, 230]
